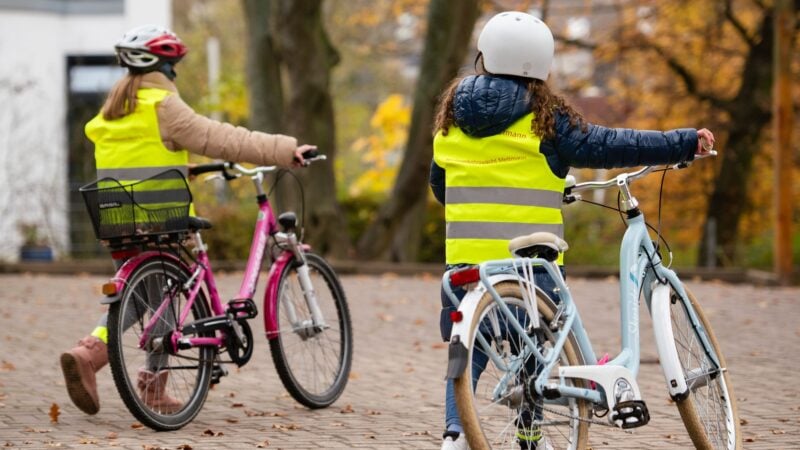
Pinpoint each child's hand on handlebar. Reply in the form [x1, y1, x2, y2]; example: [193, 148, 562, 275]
[696, 128, 715, 156]
[293, 144, 318, 167]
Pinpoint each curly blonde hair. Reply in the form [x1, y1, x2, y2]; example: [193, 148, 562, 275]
[433, 58, 586, 140]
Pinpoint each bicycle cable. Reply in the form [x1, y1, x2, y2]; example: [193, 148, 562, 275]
[267, 168, 307, 243]
[575, 170, 674, 266]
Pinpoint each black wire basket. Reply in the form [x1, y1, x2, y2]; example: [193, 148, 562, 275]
[79, 169, 192, 242]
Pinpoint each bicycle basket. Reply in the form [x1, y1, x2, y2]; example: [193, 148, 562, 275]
[79, 169, 192, 241]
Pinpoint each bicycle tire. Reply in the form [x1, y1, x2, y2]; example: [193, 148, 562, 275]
[670, 285, 742, 450]
[454, 281, 590, 450]
[269, 252, 353, 408]
[107, 257, 215, 431]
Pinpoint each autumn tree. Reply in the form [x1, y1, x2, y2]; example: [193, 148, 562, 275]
[356, 0, 481, 261]
[242, 0, 349, 257]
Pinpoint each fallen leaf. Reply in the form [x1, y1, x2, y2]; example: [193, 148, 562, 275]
[256, 440, 270, 448]
[339, 404, 354, 414]
[430, 343, 447, 349]
[771, 429, 786, 435]
[176, 445, 193, 450]
[377, 313, 394, 322]
[49, 403, 60, 423]
[225, 418, 239, 424]
[106, 432, 118, 439]
[130, 423, 144, 429]
[78, 437, 97, 444]
[0, 361, 15, 372]
[744, 437, 756, 443]
[740, 418, 749, 426]
[348, 372, 360, 380]
[231, 402, 245, 408]
[366, 410, 382, 415]
[202, 429, 224, 437]
[272, 423, 301, 431]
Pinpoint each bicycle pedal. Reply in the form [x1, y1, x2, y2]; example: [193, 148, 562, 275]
[227, 298, 258, 319]
[611, 400, 650, 429]
[210, 364, 228, 385]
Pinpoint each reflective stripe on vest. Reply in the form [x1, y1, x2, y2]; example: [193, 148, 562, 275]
[86, 88, 193, 214]
[433, 112, 565, 264]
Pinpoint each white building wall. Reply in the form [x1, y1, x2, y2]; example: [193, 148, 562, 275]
[0, 0, 170, 262]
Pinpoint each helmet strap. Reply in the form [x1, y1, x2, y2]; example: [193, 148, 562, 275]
[157, 62, 178, 81]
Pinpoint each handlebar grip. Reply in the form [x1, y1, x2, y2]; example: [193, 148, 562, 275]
[188, 162, 229, 176]
[301, 148, 320, 159]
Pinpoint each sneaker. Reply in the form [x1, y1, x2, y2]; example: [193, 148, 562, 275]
[441, 431, 469, 450]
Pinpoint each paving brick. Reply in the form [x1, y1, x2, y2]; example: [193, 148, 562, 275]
[0, 273, 797, 449]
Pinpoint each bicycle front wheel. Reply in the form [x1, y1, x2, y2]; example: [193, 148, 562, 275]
[269, 252, 353, 408]
[670, 285, 741, 449]
[107, 257, 215, 431]
[454, 281, 590, 450]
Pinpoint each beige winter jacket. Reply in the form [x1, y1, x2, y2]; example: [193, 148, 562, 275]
[141, 72, 297, 167]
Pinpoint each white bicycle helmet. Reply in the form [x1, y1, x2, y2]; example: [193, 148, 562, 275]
[115, 25, 188, 71]
[477, 11, 554, 80]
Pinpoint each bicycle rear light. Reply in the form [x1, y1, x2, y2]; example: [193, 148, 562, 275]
[449, 266, 480, 287]
[450, 310, 464, 323]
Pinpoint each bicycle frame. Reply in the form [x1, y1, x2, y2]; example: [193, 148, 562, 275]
[103, 171, 314, 353]
[445, 169, 723, 420]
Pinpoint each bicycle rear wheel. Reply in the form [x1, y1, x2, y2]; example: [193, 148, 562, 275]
[454, 281, 590, 450]
[107, 257, 215, 431]
[670, 285, 741, 449]
[269, 252, 352, 408]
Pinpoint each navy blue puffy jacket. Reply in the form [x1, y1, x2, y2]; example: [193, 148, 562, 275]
[430, 75, 698, 204]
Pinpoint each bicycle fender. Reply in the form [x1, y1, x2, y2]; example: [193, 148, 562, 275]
[100, 252, 185, 304]
[446, 274, 528, 379]
[446, 286, 483, 379]
[651, 283, 689, 399]
[263, 245, 311, 340]
[264, 250, 293, 339]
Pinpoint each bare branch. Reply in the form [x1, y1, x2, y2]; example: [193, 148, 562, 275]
[724, 0, 756, 46]
[645, 41, 733, 112]
[553, 33, 597, 50]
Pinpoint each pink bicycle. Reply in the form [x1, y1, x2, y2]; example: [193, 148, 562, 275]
[80, 155, 352, 430]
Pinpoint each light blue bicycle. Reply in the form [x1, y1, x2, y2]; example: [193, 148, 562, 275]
[443, 153, 741, 450]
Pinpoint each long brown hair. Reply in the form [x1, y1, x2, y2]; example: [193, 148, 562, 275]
[433, 58, 586, 140]
[100, 73, 143, 120]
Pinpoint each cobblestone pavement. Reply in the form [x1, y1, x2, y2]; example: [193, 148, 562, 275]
[0, 272, 798, 449]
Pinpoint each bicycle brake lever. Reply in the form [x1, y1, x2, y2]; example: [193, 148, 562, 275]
[203, 174, 225, 183]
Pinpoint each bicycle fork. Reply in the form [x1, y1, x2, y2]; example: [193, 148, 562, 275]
[276, 232, 327, 340]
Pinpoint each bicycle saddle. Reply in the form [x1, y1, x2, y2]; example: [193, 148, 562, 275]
[187, 216, 213, 230]
[508, 232, 569, 261]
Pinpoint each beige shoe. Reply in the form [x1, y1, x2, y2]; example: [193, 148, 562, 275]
[137, 368, 183, 414]
[60, 336, 108, 415]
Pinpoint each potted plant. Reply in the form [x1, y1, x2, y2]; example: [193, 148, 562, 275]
[18, 222, 54, 262]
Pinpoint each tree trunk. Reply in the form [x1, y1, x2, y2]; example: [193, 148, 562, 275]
[356, 0, 481, 261]
[272, 0, 350, 258]
[242, 0, 284, 132]
[243, 0, 349, 257]
[698, 9, 775, 266]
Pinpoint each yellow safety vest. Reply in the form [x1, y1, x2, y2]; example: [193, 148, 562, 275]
[433, 113, 565, 265]
[85, 88, 192, 233]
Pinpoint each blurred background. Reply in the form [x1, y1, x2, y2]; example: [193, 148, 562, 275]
[0, 0, 797, 282]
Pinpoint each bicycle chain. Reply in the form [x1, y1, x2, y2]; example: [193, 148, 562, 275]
[538, 403, 634, 433]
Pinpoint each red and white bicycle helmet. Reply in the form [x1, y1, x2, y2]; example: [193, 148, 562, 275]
[115, 25, 188, 71]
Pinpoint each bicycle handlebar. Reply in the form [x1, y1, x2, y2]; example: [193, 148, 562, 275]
[567, 150, 717, 194]
[189, 151, 327, 180]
